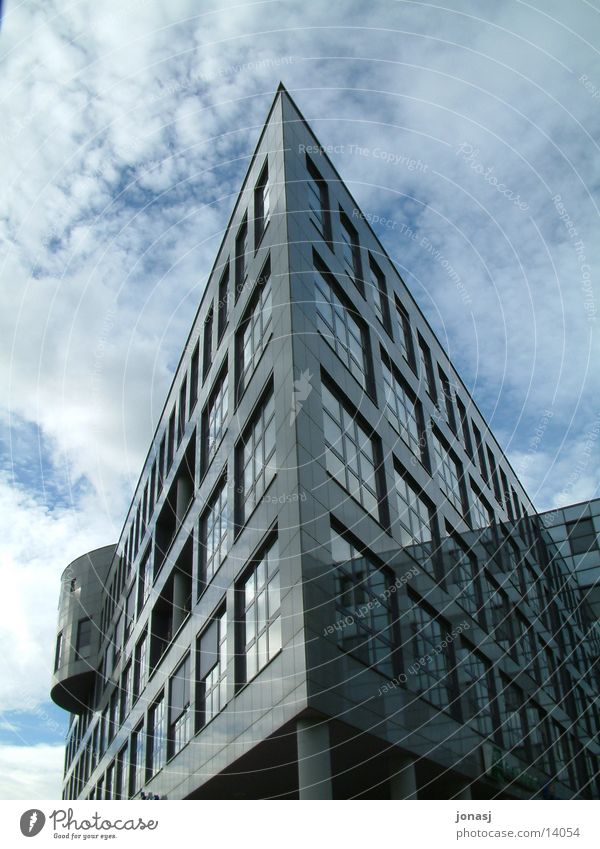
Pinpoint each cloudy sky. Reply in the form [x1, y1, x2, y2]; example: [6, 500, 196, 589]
[1, 0, 599, 799]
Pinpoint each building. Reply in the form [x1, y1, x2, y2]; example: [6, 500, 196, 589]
[50, 84, 600, 800]
[540, 499, 600, 624]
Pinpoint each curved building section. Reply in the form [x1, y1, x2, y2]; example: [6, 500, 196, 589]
[51, 544, 116, 714]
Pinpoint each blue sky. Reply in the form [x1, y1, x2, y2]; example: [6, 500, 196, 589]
[1, 0, 599, 798]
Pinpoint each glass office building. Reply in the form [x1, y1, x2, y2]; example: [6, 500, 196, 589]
[50, 85, 600, 800]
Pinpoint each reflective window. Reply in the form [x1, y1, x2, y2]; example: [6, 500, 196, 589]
[307, 157, 330, 240]
[237, 389, 276, 524]
[445, 533, 481, 619]
[197, 607, 227, 728]
[457, 643, 495, 737]
[407, 598, 456, 712]
[206, 368, 228, 464]
[235, 216, 248, 298]
[129, 722, 145, 798]
[254, 162, 270, 247]
[339, 211, 363, 292]
[322, 383, 381, 521]
[500, 678, 528, 761]
[200, 476, 228, 585]
[315, 265, 369, 388]
[169, 654, 191, 757]
[331, 526, 396, 678]
[470, 483, 492, 529]
[132, 631, 147, 702]
[394, 466, 434, 547]
[432, 430, 465, 515]
[369, 256, 391, 332]
[242, 537, 281, 682]
[382, 358, 425, 462]
[566, 517, 597, 555]
[148, 696, 166, 777]
[237, 268, 272, 397]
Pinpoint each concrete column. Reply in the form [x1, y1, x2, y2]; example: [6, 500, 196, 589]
[297, 718, 333, 799]
[454, 780, 472, 800]
[389, 754, 418, 799]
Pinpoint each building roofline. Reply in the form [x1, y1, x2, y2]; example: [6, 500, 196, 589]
[275, 84, 538, 513]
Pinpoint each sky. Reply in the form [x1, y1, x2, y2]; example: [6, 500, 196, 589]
[1, 0, 599, 799]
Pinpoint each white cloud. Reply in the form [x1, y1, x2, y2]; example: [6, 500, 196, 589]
[0, 744, 64, 800]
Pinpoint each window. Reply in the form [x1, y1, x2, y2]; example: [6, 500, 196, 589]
[109, 689, 119, 742]
[315, 263, 370, 389]
[500, 678, 528, 761]
[486, 446, 503, 507]
[527, 705, 553, 775]
[369, 255, 391, 333]
[141, 483, 148, 537]
[331, 526, 397, 678]
[169, 654, 192, 758]
[322, 382, 384, 522]
[203, 307, 213, 382]
[254, 162, 270, 247]
[500, 468, 514, 520]
[166, 408, 175, 473]
[457, 643, 496, 738]
[132, 631, 147, 703]
[393, 466, 435, 548]
[516, 615, 539, 679]
[407, 597, 457, 712]
[189, 341, 199, 415]
[470, 482, 493, 529]
[217, 264, 229, 341]
[196, 606, 227, 729]
[124, 585, 135, 644]
[157, 434, 166, 495]
[339, 210, 363, 294]
[438, 367, 457, 432]
[236, 387, 276, 526]
[54, 632, 63, 671]
[114, 744, 128, 801]
[382, 355, 426, 463]
[471, 421, 489, 483]
[566, 517, 596, 556]
[417, 335, 437, 402]
[76, 618, 92, 656]
[137, 548, 152, 615]
[200, 475, 228, 586]
[484, 578, 515, 659]
[432, 430, 465, 515]
[240, 536, 281, 683]
[178, 378, 187, 445]
[234, 216, 248, 299]
[456, 396, 473, 457]
[395, 299, 416, 369]
[307, 156, 331, 240]
[204, 366, 228, 467]
[445, 531, 481, 620]
[120, 662, 131, 724]
[148, 696, 166, 777]
[236, 263, 272, 398]
[129, 722, 145, 798]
